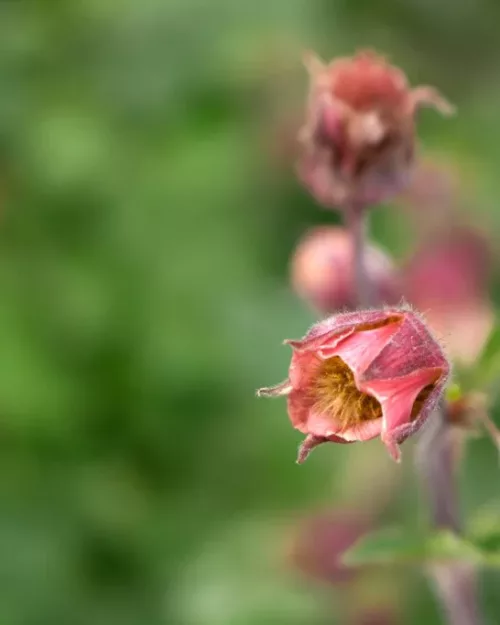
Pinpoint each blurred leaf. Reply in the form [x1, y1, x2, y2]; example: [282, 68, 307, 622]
[464, 323, 500, 394]
[342, 528, 484, 568]
[467, 504, 500, 564]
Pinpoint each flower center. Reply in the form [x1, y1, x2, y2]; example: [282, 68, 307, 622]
[311, 356, 382, 430]
[311, 356, 436, 431]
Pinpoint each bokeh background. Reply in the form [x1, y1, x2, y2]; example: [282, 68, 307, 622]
[1, 1, 500, 624]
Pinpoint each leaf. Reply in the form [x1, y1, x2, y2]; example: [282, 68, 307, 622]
[467, 505, 500, 566]
[342, 527, 485, 568]
[466, 323, 500, 394]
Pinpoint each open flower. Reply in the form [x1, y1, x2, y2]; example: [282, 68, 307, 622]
[298, 50, 454, 209]
[257, 308, 449, 462]
[291, 226, 401, 313]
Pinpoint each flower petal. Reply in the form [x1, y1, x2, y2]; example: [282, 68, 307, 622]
[288, 390, 315, 432]
[297, 433, 353, 464]
[256, 379, 293, 397]
[335, 418, 383, 442]
[363, 367, 443, 433]
[318, 319, 402, 376]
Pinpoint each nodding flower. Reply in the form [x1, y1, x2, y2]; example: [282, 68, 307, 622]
[257, 308, 450, 462]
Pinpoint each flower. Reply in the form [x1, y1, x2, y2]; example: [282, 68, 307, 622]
[297, 50, 454, 209]
[291, 226, 401, 313]
[257, 308, 449, 462]
[403, 226, 493, 365]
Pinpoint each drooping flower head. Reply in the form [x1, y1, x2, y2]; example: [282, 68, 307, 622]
[291, 226, 401, 313]
[257, 308, 449, 462]
[298, 50, 454, 209]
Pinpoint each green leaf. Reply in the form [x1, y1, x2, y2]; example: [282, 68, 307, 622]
[467, 505, 500, 566]
[342, 528, 484, 568]
[465, 323, 500, 393]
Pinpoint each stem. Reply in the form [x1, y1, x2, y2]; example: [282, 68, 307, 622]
[344, 203, 484, 625]
[345, 206, 372, 307]
[415, 403, 483, 625]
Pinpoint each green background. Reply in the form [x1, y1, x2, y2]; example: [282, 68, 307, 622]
[1, 1, 500, 623]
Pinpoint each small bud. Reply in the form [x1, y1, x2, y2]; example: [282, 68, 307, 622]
[291, 226, 401, 313]
[297, 50, 453, 209]
[404, 227, 493, 365]
[257, 308, 449, 462]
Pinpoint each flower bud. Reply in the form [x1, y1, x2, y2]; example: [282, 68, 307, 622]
[291, 226, 401, 313]
[403, 227, 493, 365]
[257, 308, 449, 462]
[297, 50, 454, 209]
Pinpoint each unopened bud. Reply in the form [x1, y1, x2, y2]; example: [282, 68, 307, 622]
[291, 226, 401, 313]
[298, 50, 453, 210]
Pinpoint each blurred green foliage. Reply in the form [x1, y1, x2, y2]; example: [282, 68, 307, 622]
[1, 1, 500, 624]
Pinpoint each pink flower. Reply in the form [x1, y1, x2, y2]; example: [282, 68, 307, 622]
[257, 308, 449, 462]
[403, 226, 493, 365]
[297, 50, 454, 209]
[291, 226, 401, 313]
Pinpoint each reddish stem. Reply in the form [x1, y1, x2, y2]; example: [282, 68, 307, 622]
[415, 403, 483, 625]
[345, 206, 372, 308]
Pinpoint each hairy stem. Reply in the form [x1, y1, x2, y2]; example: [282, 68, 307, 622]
[415, 403, 483, 625]
[345, 206, 372, 307]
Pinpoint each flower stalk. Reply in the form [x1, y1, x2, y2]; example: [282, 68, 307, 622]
[342, 193, 483, 625]
[345, 205, 372, 308]
[415, 403, 483, 625]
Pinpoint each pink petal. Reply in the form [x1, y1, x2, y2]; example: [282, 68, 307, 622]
[287, 390, 315, 432]
[305, 408, 383, 443]
[334, 418, 383, 442]
[297, 433, 353, 464]
[362, 367, 443, 434]
[306, 408, 343, 438]
[320, 97, 347, 143]
[381, 382, 445, 462]
[318, 320, 402, 377]
[285, 327, 354, 353]
[288, 351, 322, 389]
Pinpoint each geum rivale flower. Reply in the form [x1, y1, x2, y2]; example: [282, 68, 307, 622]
[298, 50, 454, 209]
[257, 308, 449, 462]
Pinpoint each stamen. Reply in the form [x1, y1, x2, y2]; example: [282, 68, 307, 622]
[311, 356, 382, 430]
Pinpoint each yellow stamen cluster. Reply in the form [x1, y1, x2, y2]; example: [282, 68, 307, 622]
[311, 355, 437, 432]
[311, 356, 382, 431]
